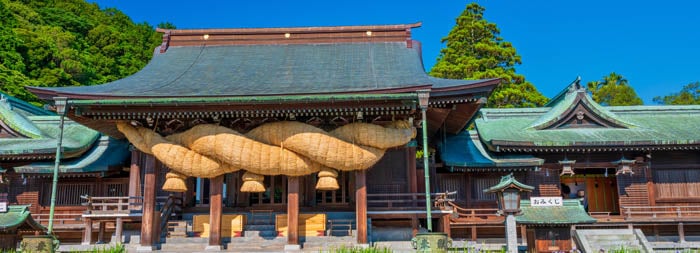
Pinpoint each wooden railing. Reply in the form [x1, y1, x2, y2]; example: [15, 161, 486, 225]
[446, 202, 500, 224]
[367, 191, 456, 210]
[622, 205, 700, 220]
[81, 196, 143, 215]
[33, 213, 84, 226]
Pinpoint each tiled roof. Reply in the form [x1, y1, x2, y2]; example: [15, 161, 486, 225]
[437, 131, 543, 168]
[475, 79, 700, 151]
[517, 199, 597, 225]
[29, 42, 490, 99]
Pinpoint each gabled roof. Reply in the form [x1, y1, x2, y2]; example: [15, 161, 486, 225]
[483, 174, 534, 193]
[0, 205, 46, 232]
[28, 23, 498, 100]
[475, 78, 700, 152]
[517, 199, 596, 225]
[437, 131, 543, 170]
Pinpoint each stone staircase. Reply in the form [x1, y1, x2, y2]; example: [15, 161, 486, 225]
[244, 211, 278, 239]
[574, 229, 653, 253]
[165, 220, 188, 238]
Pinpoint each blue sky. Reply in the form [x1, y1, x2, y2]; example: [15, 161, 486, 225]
[91, 0, 700, 104]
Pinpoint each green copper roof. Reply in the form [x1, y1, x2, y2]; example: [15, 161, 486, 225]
[0, 94, 102, 163]
[30, 42, 489, 99]
[484, 174, 534, 193]
[0, 205, 46, 232]
[0, 97, 43, 138]
[475, 79, 700, 150]
[13, 136, 129, 173]
[517, 199, 597, 225]
[438, 131, 543, 168]
[0, 115, 100, 157]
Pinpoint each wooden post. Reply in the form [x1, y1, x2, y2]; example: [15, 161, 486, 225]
[82, 218, 92, 245]
[287, 176, 300, 246]
[679, 222, 686, 243]
[521, 225, 527, 247]
[128, 149, 142, 199]
[355, 170, 368, 244]
[411, 215, 419, 237]
[140, 154, 157, 249]
[97, 221, 105, 243]
[115, 217, 123, 244]
[471, 226, 477, 241]
[208, 175, 223, 248]
[407, 146, 417, 193]
[441, 215, 451, 237]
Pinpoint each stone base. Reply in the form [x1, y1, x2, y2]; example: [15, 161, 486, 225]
[284, 244, 301, 251]
[356, 243, 370, 248]
[205, 245, 223, 251]
[136, 245, 155, 252]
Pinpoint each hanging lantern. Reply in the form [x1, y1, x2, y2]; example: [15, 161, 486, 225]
[558, 159, 576, 176]
[613, 158, 636, 175]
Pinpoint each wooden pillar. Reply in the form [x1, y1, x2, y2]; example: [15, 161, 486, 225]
[407, 146, 417, 193]
[209, 175, 223, 247]
[411, 215, 419, 237]
[140, 154, 157, 248]
[520, 225, 527, 246]
[471, 226, 477, 241]
[287, 176, 300, 245]
[355, 170, 368, 244]
[115, 217, 123, 244]
[128, 149, 142, 199]
[441, 215, 451, 237]
[82, 218, 92, 245]
[679, 222, 686, 243]
[97, 221, 106, 243]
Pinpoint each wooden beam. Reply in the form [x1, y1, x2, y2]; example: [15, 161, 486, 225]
[444, 103, 481, 134]
[355, 170, 368, 244]
[140, 154, 157, 248]
[209, 175, 223, 247]
[287, 176, 300, 245]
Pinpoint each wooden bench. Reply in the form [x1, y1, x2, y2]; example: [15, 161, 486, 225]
[276, 213, 326, 237]
[327, 219, 354, 236]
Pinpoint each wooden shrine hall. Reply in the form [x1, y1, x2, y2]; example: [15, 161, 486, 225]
[28, 23, 501, 250]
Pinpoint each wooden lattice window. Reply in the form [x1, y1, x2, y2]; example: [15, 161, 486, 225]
[654, 169, 700, 200]
[42, 182, 94, 206]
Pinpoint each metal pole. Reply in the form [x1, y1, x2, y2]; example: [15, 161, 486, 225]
[421, 107, 432, 232]
[48, 97, 67, 235]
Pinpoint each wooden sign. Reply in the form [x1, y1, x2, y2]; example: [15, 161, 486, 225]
[530, 197, 563, 207]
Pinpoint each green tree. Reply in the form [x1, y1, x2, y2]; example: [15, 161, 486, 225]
[430, 3, 548, 108]
[586, 72, 643, 106]
[653, 82, 700, 105]
[0, 0, 171, 104]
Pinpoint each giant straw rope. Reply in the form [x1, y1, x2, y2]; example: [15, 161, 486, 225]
[116, 121, 415, 193]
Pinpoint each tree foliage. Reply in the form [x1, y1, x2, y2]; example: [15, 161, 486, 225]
[0, 0, 168, 104]
[430, 3, 548, 108]
[653, 82, 700, 105]
[586, 72, 643, 106]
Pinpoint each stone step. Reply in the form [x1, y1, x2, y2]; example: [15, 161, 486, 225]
[245, 224, 276, 231]
[244, 230, 279, 238]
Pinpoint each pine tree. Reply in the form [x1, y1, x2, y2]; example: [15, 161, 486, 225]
[653, 82, 700, 105]
[430, 3, 548, 108]
[586, 72, 643, 106]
